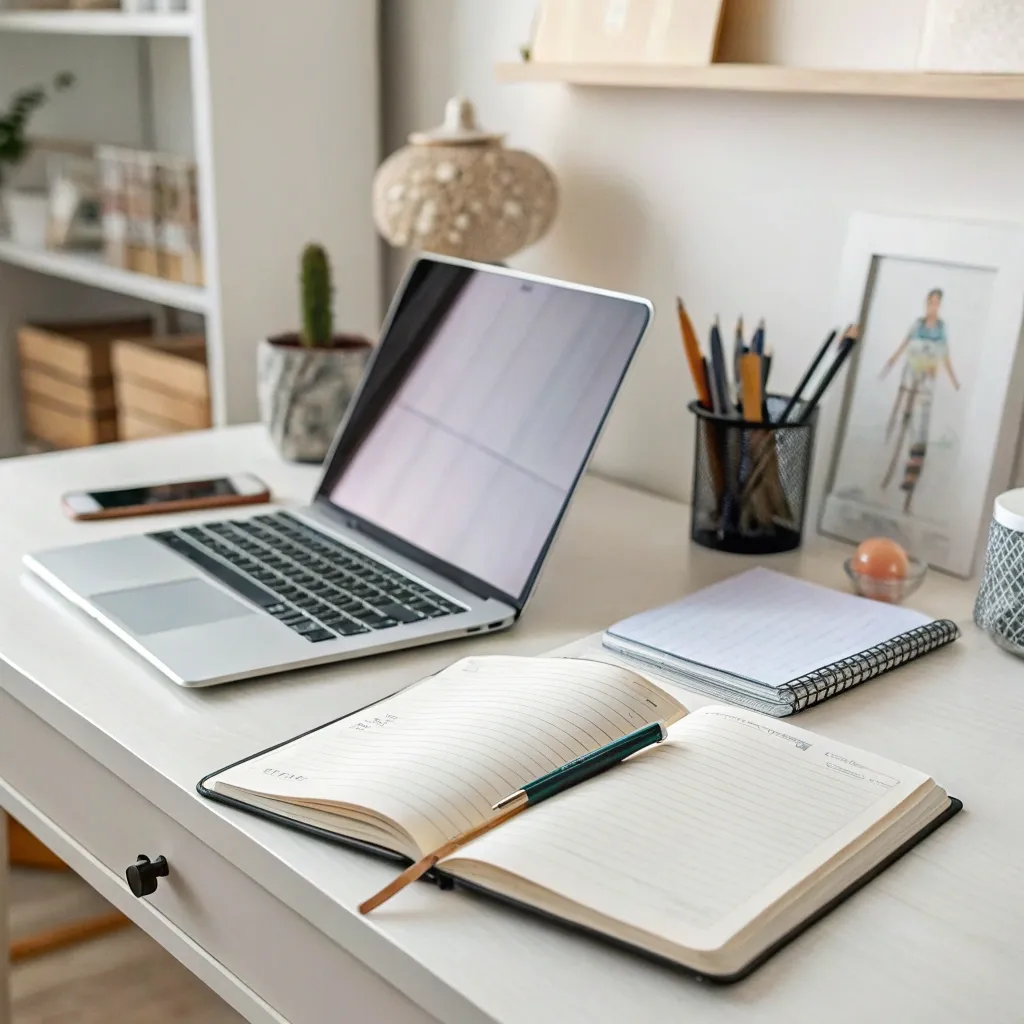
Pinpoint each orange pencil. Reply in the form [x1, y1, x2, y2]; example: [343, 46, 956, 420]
[677, 299, 711, 409]
[739, 353, 764, 423]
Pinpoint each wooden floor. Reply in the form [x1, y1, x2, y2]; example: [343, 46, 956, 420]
[10, 867, 243, 1023]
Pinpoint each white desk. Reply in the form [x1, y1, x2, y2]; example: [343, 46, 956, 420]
[0, 425, 1021, 1024]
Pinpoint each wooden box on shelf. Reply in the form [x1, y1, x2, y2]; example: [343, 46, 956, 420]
[18, 318, 153, 449]
[111, 334, 211, 440]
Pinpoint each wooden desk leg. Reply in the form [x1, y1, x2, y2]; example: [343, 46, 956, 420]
[0, 812, 11, 1024]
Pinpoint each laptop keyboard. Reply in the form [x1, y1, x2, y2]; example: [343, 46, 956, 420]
[151, 511, 465, 643]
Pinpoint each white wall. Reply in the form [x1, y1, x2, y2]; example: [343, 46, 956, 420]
[383, 0, 1024, 502]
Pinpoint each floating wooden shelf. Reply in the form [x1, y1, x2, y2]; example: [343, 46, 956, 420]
[497, 61, 1024, 102]
[0, 10, 194, 37]
[0, 240, 209, 313]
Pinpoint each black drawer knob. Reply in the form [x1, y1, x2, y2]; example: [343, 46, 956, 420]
[126, 854, 169, 898]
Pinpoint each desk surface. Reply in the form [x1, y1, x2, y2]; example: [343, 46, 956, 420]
[1, 426, 1021, 1024]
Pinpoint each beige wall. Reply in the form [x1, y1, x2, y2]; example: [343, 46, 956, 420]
[382, 0, 1024, 502]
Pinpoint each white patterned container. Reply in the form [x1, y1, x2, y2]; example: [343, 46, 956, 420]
[257, 335, 372, 464]
[919, 0, 1024, 73]
[974, 489, 1024, 657]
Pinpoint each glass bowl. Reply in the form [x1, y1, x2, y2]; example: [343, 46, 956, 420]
[844, 557, 928, 604]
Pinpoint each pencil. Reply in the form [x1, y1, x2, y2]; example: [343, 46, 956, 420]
[358, 722, 669, 914]
[778, 329, 837, 425]
[701, 356, 713, 405]
[741, 329, 857, 510]
[751, 318, 766, 357]
[740, 354, 764, 423]
[796, 327, 859, 426]
[709, 317, 731, 415]
[733, 316, 745, 395]
[677, 299, 711, 408]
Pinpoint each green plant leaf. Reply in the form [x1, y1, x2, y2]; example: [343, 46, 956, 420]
[0, 73, 74, 173]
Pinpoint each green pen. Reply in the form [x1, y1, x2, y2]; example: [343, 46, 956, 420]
[492, 720, 669, 811]
[360, 720, 669, 914]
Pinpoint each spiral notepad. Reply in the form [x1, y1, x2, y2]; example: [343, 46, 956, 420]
[603, 568, 960, 717]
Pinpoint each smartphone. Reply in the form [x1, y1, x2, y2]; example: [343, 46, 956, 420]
[62, 473, 271, 521]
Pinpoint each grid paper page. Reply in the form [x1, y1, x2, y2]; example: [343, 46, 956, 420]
[606, 568, 931, 688]
[447, 705, 930, 945]
[212, 657, 686, 855]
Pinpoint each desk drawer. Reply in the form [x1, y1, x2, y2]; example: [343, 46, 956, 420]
[0, 688, 433, 1024]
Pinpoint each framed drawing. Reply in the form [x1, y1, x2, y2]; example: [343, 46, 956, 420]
[818, 213, 1024, 577]
[531, 0, 725, 66]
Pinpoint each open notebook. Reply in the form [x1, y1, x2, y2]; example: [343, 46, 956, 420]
[199, 656, 960, 982]
[604, 568, 960, 716]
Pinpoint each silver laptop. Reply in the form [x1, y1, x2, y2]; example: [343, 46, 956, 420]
[25, 256, 653, 687]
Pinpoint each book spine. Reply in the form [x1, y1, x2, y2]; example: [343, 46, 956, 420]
[97, 146, 129, 270]
[780, 619, 962, 713]
[154, 155, 202, 286]
[182, 159, 203, 286]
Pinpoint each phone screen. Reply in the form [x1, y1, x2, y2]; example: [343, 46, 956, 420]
[89, 478, 241, 510]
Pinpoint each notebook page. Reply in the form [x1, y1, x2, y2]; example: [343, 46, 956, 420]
[607, 567, 931, 687]
[212, 656, 687, 856]
[445, 705, 932, 951]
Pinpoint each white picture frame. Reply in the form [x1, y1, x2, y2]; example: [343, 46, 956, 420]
[531, 0, 725, 67]
[816, 213, 1024, 578]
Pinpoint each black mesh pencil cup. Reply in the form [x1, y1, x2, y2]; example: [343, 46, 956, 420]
[689, 396, 818, 555]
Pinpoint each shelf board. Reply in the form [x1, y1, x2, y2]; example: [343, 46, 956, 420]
[0, 10, 194, 37]
[497, 61, 1024, 102]
[0, 240, 208, 313]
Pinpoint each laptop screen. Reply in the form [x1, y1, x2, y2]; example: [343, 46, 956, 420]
[317, 258, 651, 605]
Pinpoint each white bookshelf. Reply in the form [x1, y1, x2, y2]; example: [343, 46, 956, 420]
[0, 0, 381, 456]
[0, 238, 208, 311]
[0, 10, 194, 36]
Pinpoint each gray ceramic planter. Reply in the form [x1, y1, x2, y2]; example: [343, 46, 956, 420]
[257, 334, 372, 463]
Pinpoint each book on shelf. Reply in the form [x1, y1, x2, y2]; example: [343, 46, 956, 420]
[125, 149, 159, 276]
[95, 144, 202, 286]
[200, 655, 960, 982]
[155, 153, 203, 286]
[97, 145, 130, 269]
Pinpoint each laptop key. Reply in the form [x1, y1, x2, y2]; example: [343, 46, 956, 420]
[151, 533, 280, 609]
[356, 613, 399, 630]
[304, 629, 336, 643]
[375, 603, 425, 623]
[330, 618, 371, 636]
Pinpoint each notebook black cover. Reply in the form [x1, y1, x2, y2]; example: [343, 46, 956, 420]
[197, 709, 964, 984]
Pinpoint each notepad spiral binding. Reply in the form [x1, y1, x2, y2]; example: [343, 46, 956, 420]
[780, 619, 961, 713]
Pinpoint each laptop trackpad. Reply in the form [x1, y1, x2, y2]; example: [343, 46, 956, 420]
[92, 579, 257, 636]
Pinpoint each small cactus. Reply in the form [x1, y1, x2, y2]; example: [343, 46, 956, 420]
[300, 243, 334, 347]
